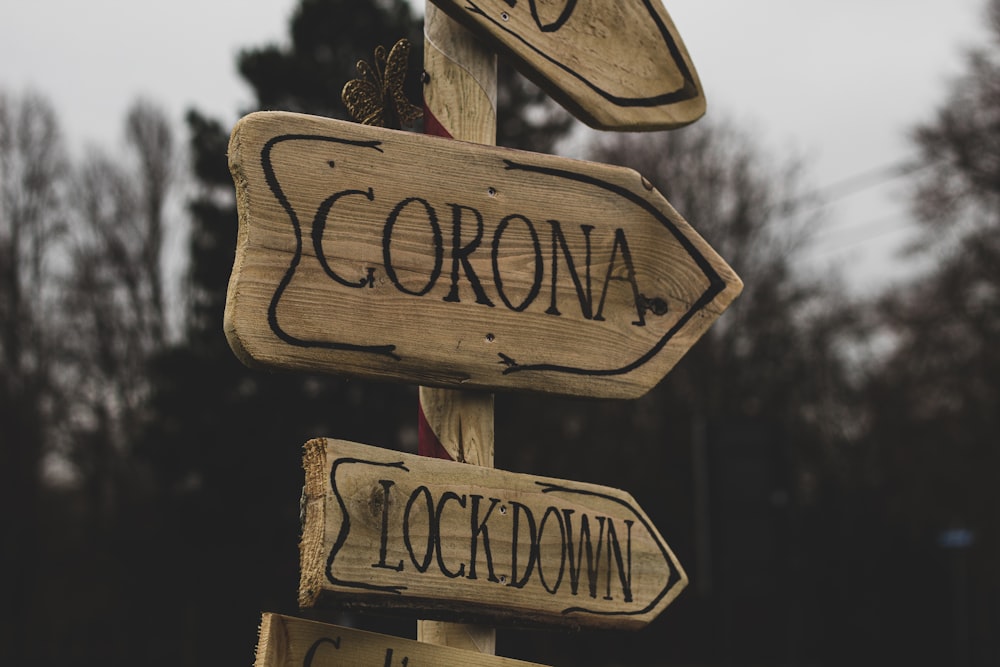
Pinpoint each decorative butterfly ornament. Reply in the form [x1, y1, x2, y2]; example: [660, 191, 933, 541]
[342, 38, 423, 129]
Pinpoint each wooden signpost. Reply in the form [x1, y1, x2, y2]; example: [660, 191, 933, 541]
[416, 7, 503, 656]
[225, 111, 741, 399]
[299, 439, 686, 631]
[224, 1, 738, 663]
[426, 0, 706, 130]
[256, 613, 546, 666]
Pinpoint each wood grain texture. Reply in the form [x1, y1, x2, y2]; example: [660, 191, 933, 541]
[419, 7, 499, 654]
[419, 387, 493, 465]
[298, 439, 687, 631]
[424, 3, 497, 143]
[225, 111, 741, 399]
[416, 387, 495, 649]
[427, 0, 706, 130]
[254, 613, 545, 666]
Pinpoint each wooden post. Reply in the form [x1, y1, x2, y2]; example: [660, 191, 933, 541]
[418, 2, 498, 655]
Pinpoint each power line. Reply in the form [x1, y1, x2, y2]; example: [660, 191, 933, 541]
[791, 155, 942, 253]
[803, 214, 916, 257]
[802, 157, 931, 206]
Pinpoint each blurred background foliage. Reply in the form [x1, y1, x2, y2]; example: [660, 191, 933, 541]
[2, 0, 999, 665]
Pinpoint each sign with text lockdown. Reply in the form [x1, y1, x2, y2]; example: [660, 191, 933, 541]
[226, 112, 741, 399]
[299, 439, 687, 631]
[428, 0, 706, 130]
[255, 613, 546, 667]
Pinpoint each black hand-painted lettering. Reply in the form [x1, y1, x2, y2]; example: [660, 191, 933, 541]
[435, 491, 467, 578]
[594, 228, 646, 326]
[326, 457, 408, 594]
[563, 511, 606, 598]
[313, 187, 376, 288]
[508, 501, 538, 588]
[383, 648, 409, 666]
[604, 519, 634, 602]
[261, 134, 399, 361]
[372, 480, 404, 572]
[444, 203, 495, 306]
[546, 220, 594, 319]
[538, 481, 684, 619]
[537, 506, 567, 595]
[265, 133, 728, 383]
[303, 637, 341, 667]
[468, 496, 501, 582]
[492, 214, 543, 312]
[637, 293, 668, 317]
[321, 468, 684, 621]
[462, 0, 699, 107]
[403, 486, 435, 573]
[496, 159, 728, 379]
[528, 0, 578, 32]
[383, 197, 443, 297]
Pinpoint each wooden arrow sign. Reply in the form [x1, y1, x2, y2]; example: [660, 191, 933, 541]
[256, 613, 547, 666]
[299, 439, 687, 631]
[427, 0, 706, 130]
[225, 112, 741, 399]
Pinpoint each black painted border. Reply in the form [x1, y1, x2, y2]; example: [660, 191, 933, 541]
[537, 481, 683, 619]
[260, 134, 726, 381]
[260, 134, 401, 361]
[463, 0, 699, 107]
[323, 454, 682, 621]
[499, 158, 726, 378]
[325, 456, 411, 594]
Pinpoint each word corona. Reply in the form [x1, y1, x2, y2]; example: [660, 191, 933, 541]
[226, 113, 741, 398]
[299, 439, 687, 631]
[315, 189, 662, 327]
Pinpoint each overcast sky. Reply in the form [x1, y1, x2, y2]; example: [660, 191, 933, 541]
[0, 0, 990, 294]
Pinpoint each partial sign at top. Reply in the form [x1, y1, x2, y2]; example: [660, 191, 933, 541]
[225, 112, 741, 399]
[428, 0, 706, 130]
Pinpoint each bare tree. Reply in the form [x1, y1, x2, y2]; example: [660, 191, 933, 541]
[586, 118, 837, 420]
[0, 90, 66, 390]
[907, 0, 1000, 254]
[865, 0, 1000, 609]
[58, 100, 177, 519]
[125, 99, 174, 343]
[0, 88, 68, 666]
[494, 118, 864, 663]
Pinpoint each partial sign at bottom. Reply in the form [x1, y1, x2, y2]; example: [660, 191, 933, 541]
[255, 613, 546, 667]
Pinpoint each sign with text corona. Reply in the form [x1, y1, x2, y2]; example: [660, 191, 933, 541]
[299, 439, 687, 631]
[226, 111, 742, 399]
[427, 0, 706, 130]
[255, 613, 547, 667]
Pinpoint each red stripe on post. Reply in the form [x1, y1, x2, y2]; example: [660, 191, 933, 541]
[418, 102, 454, 462]
[417, 400, 453, 460]
[423, 105, 453, 139]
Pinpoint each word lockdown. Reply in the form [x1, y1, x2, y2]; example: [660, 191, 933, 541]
[299, 439, 687, 631]
[225, 112, 741, 399]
